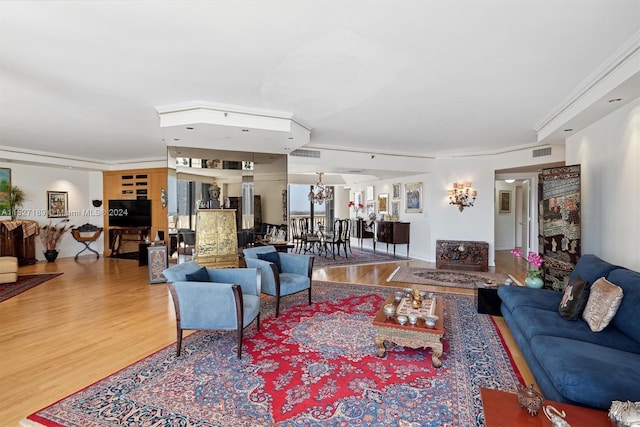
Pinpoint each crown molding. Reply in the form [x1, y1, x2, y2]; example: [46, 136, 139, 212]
[534, 31, 640, 133]
[0, 146, 165, 171]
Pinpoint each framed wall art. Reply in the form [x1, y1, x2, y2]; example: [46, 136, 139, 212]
[47, 191, 68, 218]
[354, 191, 363, 207]
[392, 183, 401, 200]
[366, 202, 375, 217]
[378, 193, 389, 214]
[405, 182, 422, 213]
[499, 190, 511, 213]
[0, 168, 11, 218]
[391, 201, 400, 218]
[366, 185, 375, 201]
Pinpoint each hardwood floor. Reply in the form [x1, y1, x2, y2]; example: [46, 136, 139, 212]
[0, 250, 532, 426]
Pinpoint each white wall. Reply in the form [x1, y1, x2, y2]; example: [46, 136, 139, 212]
[566, 97, 640, 271]
[0, 162, 104, 261]
[331, 143, 565, 265]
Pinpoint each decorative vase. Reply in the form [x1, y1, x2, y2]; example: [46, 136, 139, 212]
[44, 250, 59, 263]
[525, 276, 544, 289]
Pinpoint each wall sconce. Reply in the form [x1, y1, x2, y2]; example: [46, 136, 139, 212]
[448, 182, 477, 212]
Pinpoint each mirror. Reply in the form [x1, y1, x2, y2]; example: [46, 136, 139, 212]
[167, 147, 288, 255]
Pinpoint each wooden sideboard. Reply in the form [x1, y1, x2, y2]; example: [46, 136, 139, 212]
[0, 220, 38, 265]
[375, 221, 410, 257]
[436, 240, 488, 271]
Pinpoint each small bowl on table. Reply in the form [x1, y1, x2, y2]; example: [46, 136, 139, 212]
[408, 314, 418, 325]
[394, 291, 403, 302]
[396, 315, 408, 326]
[424, 314, 439, 329]
[383, 304, 396, 318]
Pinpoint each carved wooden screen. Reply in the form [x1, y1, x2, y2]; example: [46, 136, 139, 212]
[538, 165, 581, 290]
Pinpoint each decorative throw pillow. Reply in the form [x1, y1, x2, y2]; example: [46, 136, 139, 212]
[582, 277, 624, 332]
[558, 275, 590, 320]
[185, 266, 210, 282]
[257, 251, 282, 273]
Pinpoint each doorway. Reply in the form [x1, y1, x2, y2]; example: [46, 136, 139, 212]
[494, 178, 533, 253]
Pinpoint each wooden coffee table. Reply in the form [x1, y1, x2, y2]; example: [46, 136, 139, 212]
[481, 388, 610, 426]
[372, 294, 445, 367]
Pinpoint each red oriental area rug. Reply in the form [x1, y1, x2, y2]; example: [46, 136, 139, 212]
[27, 281, 522, 426]
[0, 273, 63, 303]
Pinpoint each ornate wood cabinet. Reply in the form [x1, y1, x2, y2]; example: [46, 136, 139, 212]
[435, 240, 489, 271]
[0, 220, 38, 265]
[375, 221, 410, 257]
[194, 209, 239, 268]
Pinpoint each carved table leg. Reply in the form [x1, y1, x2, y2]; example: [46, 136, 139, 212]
[431, 349, 443, 368]
[375, 336, 387, 357]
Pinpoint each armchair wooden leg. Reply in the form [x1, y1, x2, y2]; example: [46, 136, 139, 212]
[308, 287, 312, 306]
[232, 285, 244, 359]
[176, 329, 183, 356]
[236, 328, 243, 359]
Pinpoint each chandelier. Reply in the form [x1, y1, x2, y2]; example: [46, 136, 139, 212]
[308, 172, 334, 204]
[448, 182, 477, 212]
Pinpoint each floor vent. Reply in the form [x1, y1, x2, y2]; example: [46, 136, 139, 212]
[533, 147, 552, 158]
[290, 149, 321, 158]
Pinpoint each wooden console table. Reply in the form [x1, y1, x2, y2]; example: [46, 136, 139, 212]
[109, 227, 150, 257]
[436, 240, 488, 271]
[0, 220, 38, 265]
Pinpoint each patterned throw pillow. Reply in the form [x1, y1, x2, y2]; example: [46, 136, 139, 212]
[185, 266, 210, 282]
[582, 277, 624, 332]
[558, 275, 590, 320]
[257, 251, 282, 273]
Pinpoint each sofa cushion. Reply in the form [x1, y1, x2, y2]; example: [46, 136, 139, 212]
[608, 268, 640, 343]
[257, 251, 282, 273]
[185, 266, 211, 282]
[582, 277, 623, 332]
[498, 285, 561, 314]
[570, 254, 619, 284]
[530, 335, 640, 409]
[558, 275, 590, 320]
[511, 305, 640, 354]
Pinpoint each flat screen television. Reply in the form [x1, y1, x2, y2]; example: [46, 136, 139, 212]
[108, 199, 152, 228]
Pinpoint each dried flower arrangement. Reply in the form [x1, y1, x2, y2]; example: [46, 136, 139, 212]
[40, 219, 72, 251]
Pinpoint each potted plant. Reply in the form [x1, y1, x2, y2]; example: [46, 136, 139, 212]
[9, 186, 25, 220]
[40, 219, 72, 262]
[511, 249, 544, 288]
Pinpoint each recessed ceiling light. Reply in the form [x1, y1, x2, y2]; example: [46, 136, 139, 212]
[186, 127, 194, 130]
[241, 129, 249, 132]
[288, 137, 294, 140]
[505, 179, 515, 183]
[563, 129, 573, 132]
[608, 98, 622, 103]
[174, 138, 180, 141]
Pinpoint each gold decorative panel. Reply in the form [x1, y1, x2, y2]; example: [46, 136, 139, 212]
[194, 209, 239, 268]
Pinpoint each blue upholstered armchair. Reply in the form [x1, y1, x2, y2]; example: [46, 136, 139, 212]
[162, 261, 261, 358]
[243, 246, 314, 317]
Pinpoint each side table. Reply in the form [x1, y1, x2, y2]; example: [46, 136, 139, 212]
[475, 282, 503, 316]
[481, 388, 610, 426]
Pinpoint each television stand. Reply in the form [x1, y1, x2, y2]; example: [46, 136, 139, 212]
[109, 227, 150, 257]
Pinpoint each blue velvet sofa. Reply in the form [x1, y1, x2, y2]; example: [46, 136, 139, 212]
[498, 254, 640, 409]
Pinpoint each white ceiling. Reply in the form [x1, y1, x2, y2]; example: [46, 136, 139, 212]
[1, 1, 639, 171]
